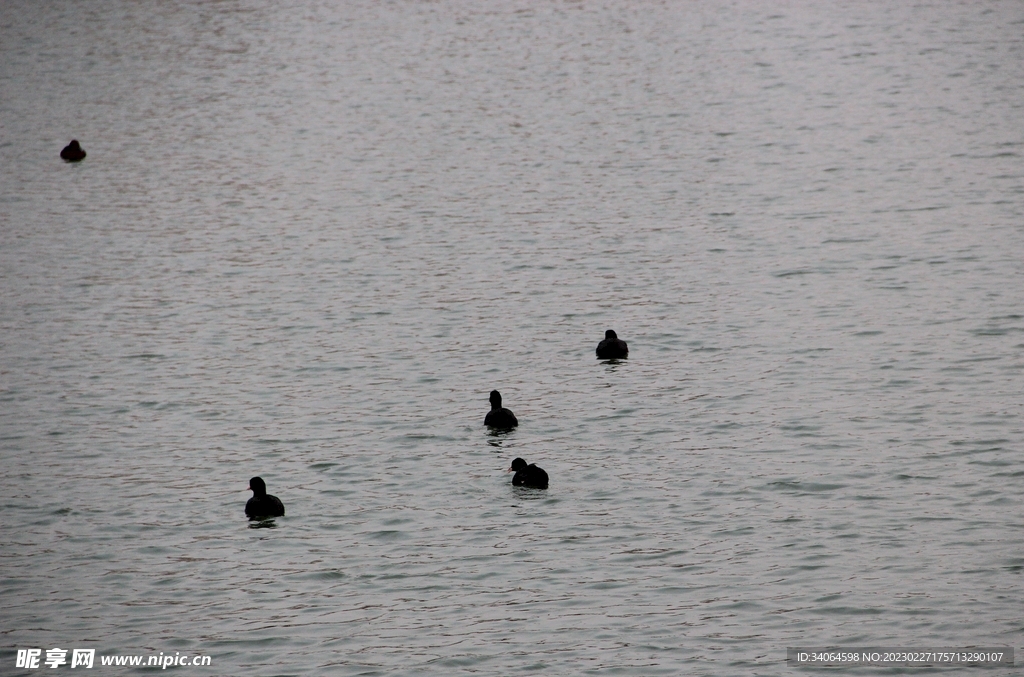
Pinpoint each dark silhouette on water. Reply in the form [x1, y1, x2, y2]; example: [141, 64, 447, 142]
[596, 329, 628, 359]
[508, 457, 548, 489]
[60, 140, 86, 162]
[484, 390, 518, 428]
[245, 477, 285, 519]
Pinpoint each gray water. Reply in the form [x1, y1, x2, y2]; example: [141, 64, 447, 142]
[2, 1, 1022, 674]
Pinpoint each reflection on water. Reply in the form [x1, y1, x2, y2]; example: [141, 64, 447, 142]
[1, 0, 1022, 674]
[247, 519, 279, 530]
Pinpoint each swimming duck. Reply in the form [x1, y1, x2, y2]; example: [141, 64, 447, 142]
[484, 390, 518, 428]
[596, 329, 628, 359]
[508, 457, 548, 489]
[60, 140, 86, 162]
[245, 477, 285, 519]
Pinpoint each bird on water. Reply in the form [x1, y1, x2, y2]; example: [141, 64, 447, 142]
[484, 390, 518, 428]
[245, 477, 285, 519]
[60, 140, 86, 162]
[596, 329, 628, 359]
[508, 458, 548, 489]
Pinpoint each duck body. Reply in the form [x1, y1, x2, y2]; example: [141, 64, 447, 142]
[485, 407, 518, 428]
[509, 457, 548, 489]
[60, 140, 86, 162]
[246, 494, 285, 518]
[246, 477, 285, 519]
[484, 390, 518, 428]
[596, 330, 628, 359]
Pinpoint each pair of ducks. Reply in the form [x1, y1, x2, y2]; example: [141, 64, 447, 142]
[484, 390, 549, 490]
[245, 462, 545, 520]
[484, 329, 629, 429]
[485, 329, 630, 491]
[244, 462, 548, 520]
[247, 462, 548, 522]
[247, 330, 629, 516]
[244, 459, 547, 520]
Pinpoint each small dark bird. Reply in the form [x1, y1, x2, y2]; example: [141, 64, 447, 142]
[596, 329, 628, 359]
[508, 457, 548, 489]
[60, 140, 86, 162]
[245, 477, 285, 519]
[484, 390, 518, 428]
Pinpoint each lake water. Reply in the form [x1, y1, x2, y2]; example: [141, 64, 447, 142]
[1, 1, 1022, 674]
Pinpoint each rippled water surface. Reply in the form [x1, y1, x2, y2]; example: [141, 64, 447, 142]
[2, 1, 1023, 674]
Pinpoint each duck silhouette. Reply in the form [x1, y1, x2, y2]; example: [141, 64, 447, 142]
[60, 140, 86, 162]
[484, 390, 518, 428]
[596, 329, 628, 359]
[245, 477, 285, 519]
[508, 457, 548, 489]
